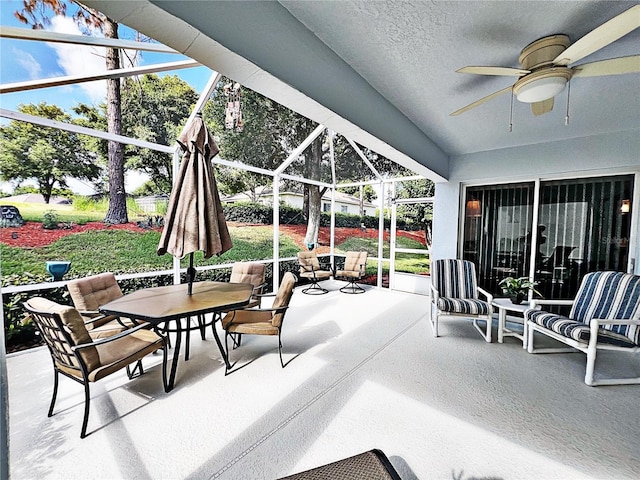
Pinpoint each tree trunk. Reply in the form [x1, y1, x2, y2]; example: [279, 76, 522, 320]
[359, 184, 364, 217]
[103, 19, 128, 224]
[304, 137, 323, 248]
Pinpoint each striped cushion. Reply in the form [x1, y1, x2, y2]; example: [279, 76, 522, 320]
[432, 259, 478, 299]
[437, 297, 490, 315]
[570, 271, 640, 344]
[527, 310, 636, 347]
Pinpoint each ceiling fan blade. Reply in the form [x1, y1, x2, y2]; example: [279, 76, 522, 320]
[554, 5, 640, 66]
[531, 98, 554, 116]
[457, 66, 529, 76]
[572, 55, 640, 77]
[450, 86, 512, 116]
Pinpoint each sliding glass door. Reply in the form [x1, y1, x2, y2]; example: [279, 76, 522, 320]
[463, 174, 634, 299]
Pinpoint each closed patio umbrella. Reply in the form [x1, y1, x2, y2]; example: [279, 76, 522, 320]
[158, 112, 232, 294]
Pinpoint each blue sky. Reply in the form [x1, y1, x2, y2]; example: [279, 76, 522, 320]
[0, 0, 213, 193]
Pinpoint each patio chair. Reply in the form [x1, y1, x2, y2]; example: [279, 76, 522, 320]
[221, 272, 297, 374]
[230, 261, 267, 308]
[430, 259, 494, 342]
[526, 271, 640, 386]
[67, 272, 135, 338]
[24, 297, 168, 438]
[334, 251, 368, 294]
[297, 251, 332, 294]
[279, 449, 401, 480]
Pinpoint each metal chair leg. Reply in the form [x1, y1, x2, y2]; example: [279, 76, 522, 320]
[80, 382, 91, 439]
[47, 370, 59, 417]
[278, 331, 285, 368]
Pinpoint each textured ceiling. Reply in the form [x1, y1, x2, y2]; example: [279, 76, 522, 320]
[280, 1, 640, 157]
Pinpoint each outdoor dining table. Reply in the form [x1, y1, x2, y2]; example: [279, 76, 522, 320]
[100, 281, 254, 391]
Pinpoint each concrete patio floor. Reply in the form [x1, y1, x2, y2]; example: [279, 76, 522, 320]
[6, 280, 640, 479]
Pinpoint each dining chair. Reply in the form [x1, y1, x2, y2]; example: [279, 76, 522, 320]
[334, 251, 368, 294]
[67, 272, 135, 338]
[297, 251, 332, 294]
[230, 261, 267, 308]
[430, 259, 494, 342]
[221, 272, 297, 374]
[24, 297, 168, 438]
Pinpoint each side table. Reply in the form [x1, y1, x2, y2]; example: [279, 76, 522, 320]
[492, 298, 537, 348]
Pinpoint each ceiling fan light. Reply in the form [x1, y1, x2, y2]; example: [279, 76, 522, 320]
[515, 76, 568, 103]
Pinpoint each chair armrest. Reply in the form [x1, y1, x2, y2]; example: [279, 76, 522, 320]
[241, 305, 289, 314]
[256, 292, 275, 298]
[78, 309, 101, 316]
[254, 282, 268, 294]
[477, 286, 493, 304]
[591, 318, 640, 327]
[83, 314, 110, 327]
[72, 322, 153, 350]
[530, 299, 575, 309]
[430, 283, 439, 304]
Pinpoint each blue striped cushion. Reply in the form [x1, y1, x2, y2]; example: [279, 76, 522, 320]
[527, 310, 636, 347]
[437, 297, 490, 315]
[570, 272, 640, 344]
[432, 259, 478, 300]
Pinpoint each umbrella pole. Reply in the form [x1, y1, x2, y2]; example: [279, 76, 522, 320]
[187, 252, 196, 295]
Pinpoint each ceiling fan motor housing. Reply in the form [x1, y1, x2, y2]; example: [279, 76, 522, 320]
[519, 34, 570, 70]
[514, 35, 573, 103]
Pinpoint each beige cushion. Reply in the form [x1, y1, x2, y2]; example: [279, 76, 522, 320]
[230, 262, 265, 288]
[25, 297, 100, 372]
[344, 251, 368, 272]
[67, 273, 125, 330]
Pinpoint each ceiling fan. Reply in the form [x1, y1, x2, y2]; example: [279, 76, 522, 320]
[451, 5, 640, 117]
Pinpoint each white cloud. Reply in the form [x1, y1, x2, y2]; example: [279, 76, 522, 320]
[14, 49, 42, 79]
[48, 16, 106, 104]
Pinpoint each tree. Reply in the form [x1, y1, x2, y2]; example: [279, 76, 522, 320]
[0, 103, 100, 203]
[16, 1, 129, 223]
[120, 74, 199, 193]
[395, 179, 435, 246]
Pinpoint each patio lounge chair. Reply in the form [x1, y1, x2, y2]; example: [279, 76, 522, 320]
[24, 297, 168, 438]
[67, 272, 135, 338]
[430, 259, 494, 342]
[279, 449, 401, 479]
[297, 251, 332, 294]
[230, 261, 267, 308]
[334, 251, 368, 294]
[221, 272, 297, 374]
[526, 271, 640, 386]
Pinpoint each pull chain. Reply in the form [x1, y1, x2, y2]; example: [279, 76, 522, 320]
[565, 82, 571, 126]
[509, 89, 514, 132]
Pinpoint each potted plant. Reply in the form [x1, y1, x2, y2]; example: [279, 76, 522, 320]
[498, 276, 541, 304]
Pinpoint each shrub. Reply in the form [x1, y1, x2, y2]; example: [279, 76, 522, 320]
[42, 210, 59, 230]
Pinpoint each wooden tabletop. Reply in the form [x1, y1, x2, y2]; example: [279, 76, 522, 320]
[100, 281, 254, 323]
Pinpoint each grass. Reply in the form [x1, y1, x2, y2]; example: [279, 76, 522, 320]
[1, 225, 302, 280]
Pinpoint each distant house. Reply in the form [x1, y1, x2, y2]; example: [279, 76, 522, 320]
[222, 187, 376, 216]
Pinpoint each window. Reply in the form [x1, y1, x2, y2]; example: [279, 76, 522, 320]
[322, 203, 331, 212]
[341, 205, 348, 213]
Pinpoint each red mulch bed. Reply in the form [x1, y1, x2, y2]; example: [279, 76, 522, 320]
[0, 221, 157, 248]
[1, 221, 426, 250]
